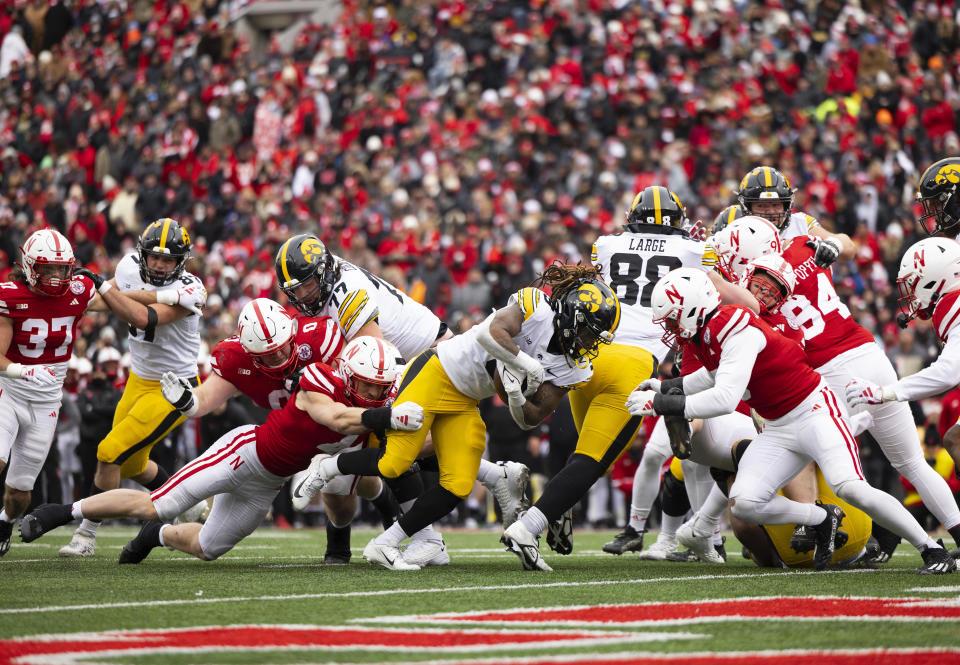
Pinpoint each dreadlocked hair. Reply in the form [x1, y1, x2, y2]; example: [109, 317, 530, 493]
[536, 262, 603, 301]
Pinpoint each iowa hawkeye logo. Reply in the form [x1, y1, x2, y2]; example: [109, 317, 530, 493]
[3, 596, 958, 664]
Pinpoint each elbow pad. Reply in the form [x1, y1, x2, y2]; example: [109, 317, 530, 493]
[660, 377, 684, 395]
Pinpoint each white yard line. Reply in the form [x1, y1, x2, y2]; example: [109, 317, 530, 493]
[0, 569, 878, 615]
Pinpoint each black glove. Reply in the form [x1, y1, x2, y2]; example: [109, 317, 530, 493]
[74, 267, 104, 290]
[805, 237, 842, 269]
[283, 366, 305, 394]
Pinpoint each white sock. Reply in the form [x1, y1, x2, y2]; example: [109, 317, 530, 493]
[77, 518, 100, 537]
[519, 506, 549, 537]
[0, 509, 11, 523]
[629, 506, 649, 533]
[661, 513, 684, 536]
[158, 524, 169, 547]
[476, 458, 502, 487]
[375, 522, 409, 546]
[71, 501, 84, 520]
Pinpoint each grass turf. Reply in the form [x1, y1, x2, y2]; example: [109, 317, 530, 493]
[2, 525, 958, 663]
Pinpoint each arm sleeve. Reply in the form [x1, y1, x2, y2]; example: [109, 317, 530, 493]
[892, 333, 960, 401]
[682, 367, 715, 394]
[683, 327, 764, 419]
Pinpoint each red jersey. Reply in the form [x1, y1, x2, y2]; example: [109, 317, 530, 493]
[0, 275, 96, 401]
[255, 362, 369, 477]
[779, 236, 875, 368]
[931, 290, 960, 343]
[689, 305, 821, 420]
[210, 316, 344, 411]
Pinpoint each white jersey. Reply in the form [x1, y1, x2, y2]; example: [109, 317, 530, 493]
[437, 287, 592, 400]
[779, 211, 820, 244]
[322, 259, 442, 362]
[114, 253, 203, 381]
[591, 225, 712, 362]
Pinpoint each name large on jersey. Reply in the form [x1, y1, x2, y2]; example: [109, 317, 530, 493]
[254, 362, 368, 477]
[210, 316, 344, 411]
[437, 287, 592, 400]
[0, 275, 95, 402]
[591, 227, 709, 361]
[322, 261, 441, 361]
[114, 252, 204, 381]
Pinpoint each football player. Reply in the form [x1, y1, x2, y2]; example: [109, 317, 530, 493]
[157, 298, 392, 564]
[716, 222, 960, 557]
[0, 229, 190, 556]
[299, 265, 619, 570]
[58, 218, 208, 558]
[627, 268, 954, 574]
[277, 234, 529, 564]
[19, 337, 424, 564]
[736, 165, 856, 268]
[914, 157, 960, 238]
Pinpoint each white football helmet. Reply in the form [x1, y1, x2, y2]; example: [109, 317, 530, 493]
[20, 229, 75, 296]
[237, 298, 299, 377]
[742, 254, 796, 314]
[896, 238, 960, 320]
[338, 336, 401, 408]
[710, 215, 782, 281]
[650, 268, 721, 349]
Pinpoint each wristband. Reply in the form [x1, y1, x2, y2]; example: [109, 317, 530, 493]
[3, 363, 23, 379]
[98, 281, 112, 295]
[361, 406, 392, 432]
[881, 385, 898, 403]
[653, 392, 686, 417]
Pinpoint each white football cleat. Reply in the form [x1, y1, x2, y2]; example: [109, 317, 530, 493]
[59, 531, 96, 558]
[403, 532, 450, 566]
[676, 522, 724, 563]
[501, 520, 552, 571]
[489, 461, 530, 528]
[291, 454, 333, 511]
[363, 538, 421, 571]
[637, 532, 678, 561]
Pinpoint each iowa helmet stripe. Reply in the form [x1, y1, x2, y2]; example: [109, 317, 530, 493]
[653, 186, 662, 225]
[727, 207, 739, 224]
[158, 218, 171, 251]
[278, 238, 295, 285]
[762, 167, 772, 187]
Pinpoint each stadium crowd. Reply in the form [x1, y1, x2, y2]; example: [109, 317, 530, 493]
[1, 0, 960, 529]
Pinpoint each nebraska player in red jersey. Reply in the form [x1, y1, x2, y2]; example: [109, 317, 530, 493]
[625, 268, 954, 574]
[19, 336, 424, 564]
[0, 229, 191, 556]
[160, 297, 394, 564]
[720, 224, 960, 555]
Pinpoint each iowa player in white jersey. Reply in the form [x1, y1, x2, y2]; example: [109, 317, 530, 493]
[736, 166, 856, 268]
[59, 218, 206, 557]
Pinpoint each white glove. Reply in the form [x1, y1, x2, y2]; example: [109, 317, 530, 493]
[389, 402, 424, 431]
[499, 363, 526, 403]
[845, 378, 894, 406]
[511, 350, 544, 397]
[12, 363, 58, 386]
[635, 378, 662, 393]
[158, 286, 206, 315]
[625, 389, 658, 417]
[161, 370, 197, 415]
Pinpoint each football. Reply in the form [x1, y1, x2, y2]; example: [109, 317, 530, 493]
[493, 361, 528, 401]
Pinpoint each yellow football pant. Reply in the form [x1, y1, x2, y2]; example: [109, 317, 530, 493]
[569, 343, 657, 472]
[377, 350, 486, 498]
[96, 371, 195, 478]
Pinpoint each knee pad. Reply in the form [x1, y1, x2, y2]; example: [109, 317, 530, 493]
[661, 468, 691, 517]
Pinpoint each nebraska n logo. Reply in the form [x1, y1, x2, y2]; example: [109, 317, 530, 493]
[664, 284, 684, 305]
[914, 250, 926, 269]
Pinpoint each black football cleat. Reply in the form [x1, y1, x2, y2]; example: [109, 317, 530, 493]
[546, 509, 573, 555]
[119, 521, 163, 564]
[918, 539, 957, 575]
[790, 524, 816, 554]
[602, 525, 645, 555]
[812, 504, 845, 570]
[19, 504, 73, 543]
[0, 520, 11, 557]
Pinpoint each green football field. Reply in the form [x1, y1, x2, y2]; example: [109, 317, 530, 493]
[2, 525, 959, 664]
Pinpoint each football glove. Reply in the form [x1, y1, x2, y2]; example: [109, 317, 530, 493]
[845, 378, 895, 406]
[73, 267, 105, 290]
[625, 389, 657, 417]
[9, 363, 58, 386]
[806, 236, 843, 269]
[161, 370, 197, 415]
[283, 366, 305, 394]
[511, 351, 544, 398]
[157, 286, 206, 316]
[389, 402, 424, 431]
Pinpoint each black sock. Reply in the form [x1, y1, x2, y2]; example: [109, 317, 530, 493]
[336, 448, 383, 476]
[398, 486, 461, 536]
[948, 524, 960, 549]
[534, 454, 604, 522]
[661, 469, 691, 517]
[370, 484, 399, 529]
[385, 467, 425, 507]
[88, 480, 107, 497]
[871, 522, 902, 554]
[325, 521, 351, 556]
[142, 466, 171, 492]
